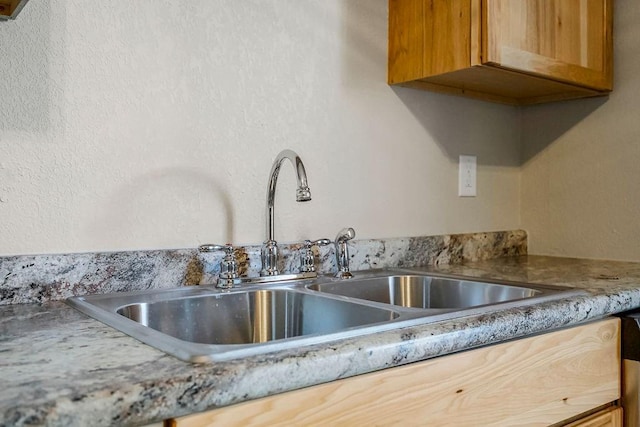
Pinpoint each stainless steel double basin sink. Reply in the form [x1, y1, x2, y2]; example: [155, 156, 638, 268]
[67, 269, 584, 362]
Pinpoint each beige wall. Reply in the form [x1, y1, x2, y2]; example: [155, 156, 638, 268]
[521, 0, 640, 261]
[0, 0, 521, 256]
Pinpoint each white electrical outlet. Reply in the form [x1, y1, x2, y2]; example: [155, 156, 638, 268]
[458, 155, 477, 197]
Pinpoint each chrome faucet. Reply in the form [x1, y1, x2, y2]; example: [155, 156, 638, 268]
[335, 227, 355, 279]
[261, 149, 312, 276]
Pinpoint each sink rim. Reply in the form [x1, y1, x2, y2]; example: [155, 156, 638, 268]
[66, 268, 587, 363]
[67, 285, 423, 363]
[113, 287, 403, 347]
[309, 268, 577, 294]
[305, 269, 573, 310]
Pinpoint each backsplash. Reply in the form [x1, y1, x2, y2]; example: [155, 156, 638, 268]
[0, 230, 527, 305]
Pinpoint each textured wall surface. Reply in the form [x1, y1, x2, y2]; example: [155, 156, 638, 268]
[0, 0, 521, 256]
[521, 0, 640, 261]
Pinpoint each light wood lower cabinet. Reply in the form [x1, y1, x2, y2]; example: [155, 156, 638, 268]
[168, 318, 620, 426]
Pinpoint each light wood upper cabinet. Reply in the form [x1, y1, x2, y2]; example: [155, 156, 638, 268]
[0, 0, 29, 20]
[388, 0, 614, 105]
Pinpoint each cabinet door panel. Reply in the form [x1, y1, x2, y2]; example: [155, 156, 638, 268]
[484, 0, 612, 90]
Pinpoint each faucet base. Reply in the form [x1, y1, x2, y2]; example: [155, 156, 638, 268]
[261, 239, 280, 277]
[335, 271, 354, 279]
[217, 271, 319, 289]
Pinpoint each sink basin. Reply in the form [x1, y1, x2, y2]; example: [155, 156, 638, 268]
[67, 269, 585, 363]
[117, 289, 398, 345]
[307, 275, 544, 309]
[68, 286, 402, 362]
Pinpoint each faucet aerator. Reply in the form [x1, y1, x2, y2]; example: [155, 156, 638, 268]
[296, 188, 312, 202]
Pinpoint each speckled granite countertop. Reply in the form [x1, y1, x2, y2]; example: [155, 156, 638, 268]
[3, 255, 640, 427]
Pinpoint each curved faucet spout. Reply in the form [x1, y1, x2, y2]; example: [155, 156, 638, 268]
[265, 149, 311, 243]
[262, 149, 311, 276]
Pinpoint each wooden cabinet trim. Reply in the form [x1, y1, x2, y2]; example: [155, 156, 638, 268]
[494, 46, 612, 91]
[483, 0, 613, 91]
[408, 65, 606, 106]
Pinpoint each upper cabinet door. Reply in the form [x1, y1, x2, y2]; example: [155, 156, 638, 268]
[484, 0, 613, 91]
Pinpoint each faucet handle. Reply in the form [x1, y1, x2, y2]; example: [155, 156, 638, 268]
[300, 238, 332, 273]
[198, 244, 239, 289]
[307, 238, 332, 247]
[199, 243, 232, 253]
[335, 227, 355, 243]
